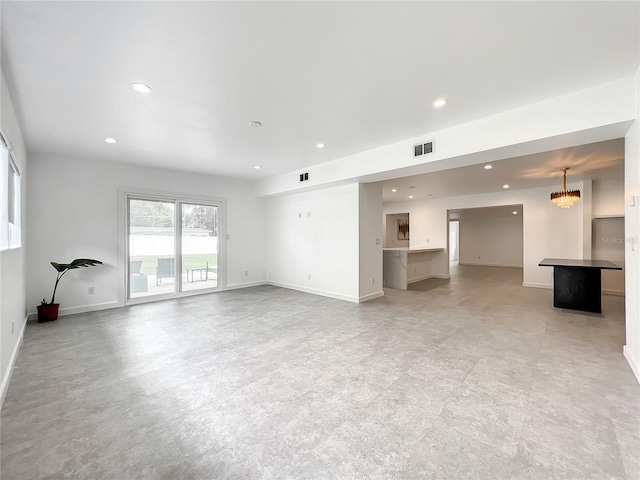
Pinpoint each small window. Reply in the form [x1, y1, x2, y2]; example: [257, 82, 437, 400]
[8, 160, 17, 224]
[1, 133, 21, 250]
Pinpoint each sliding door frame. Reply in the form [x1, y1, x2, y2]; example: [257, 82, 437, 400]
[118, 186, 226, 306]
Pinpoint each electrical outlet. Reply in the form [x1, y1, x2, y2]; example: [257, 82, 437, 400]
[88, 286, 95, 295]
[371, 278, 375, 285]
[11, 321, 14, 335]
[308, 274, 311, 281]
[244, 270, 248, 277]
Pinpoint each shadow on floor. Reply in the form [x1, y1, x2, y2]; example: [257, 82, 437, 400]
[408, 277, 450, 292]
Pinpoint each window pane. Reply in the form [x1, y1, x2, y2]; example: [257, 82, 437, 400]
[128, 198, 176, 298]
[8, 163, 16, 225]
[181, 203, 218, 292]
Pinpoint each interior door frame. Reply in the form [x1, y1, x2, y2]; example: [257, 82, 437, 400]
[118, 186, 226, 306]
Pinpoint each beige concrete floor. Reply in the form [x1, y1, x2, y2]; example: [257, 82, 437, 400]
[2, 265, 638, 479]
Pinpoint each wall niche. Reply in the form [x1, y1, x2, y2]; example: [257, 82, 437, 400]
[385, 213, 409, 248]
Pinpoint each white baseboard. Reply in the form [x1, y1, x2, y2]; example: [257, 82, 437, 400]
[267, 281, 359, 303]
[602, 289, 625, 296]
[407, 274, 450, 284]
[224, 281, 268, 291]
[27, 300, 121, 321]
[623, 345, 640, 384]
[1, 315, 27, 408]
[27, 283, 270, 320]
[359, 291, 384, 303]
[523, 282, 552, 289]
[458, 262, 523, 268]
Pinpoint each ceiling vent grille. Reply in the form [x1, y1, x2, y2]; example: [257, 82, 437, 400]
[414, 141, 434, 157]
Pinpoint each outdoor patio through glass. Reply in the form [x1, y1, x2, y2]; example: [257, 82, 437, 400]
[128, 197, 219, 300]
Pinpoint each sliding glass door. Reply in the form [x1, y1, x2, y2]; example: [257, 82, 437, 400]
[128, 198, 175, 298]
[181, 203, 218, 292]
[127, 194, 222, 302]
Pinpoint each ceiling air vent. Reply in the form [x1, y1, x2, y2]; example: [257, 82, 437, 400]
[414, 141, 434, 157]
[299, 172, 309, 182]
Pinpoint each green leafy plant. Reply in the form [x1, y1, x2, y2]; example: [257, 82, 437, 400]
[42, 258, 103, 305]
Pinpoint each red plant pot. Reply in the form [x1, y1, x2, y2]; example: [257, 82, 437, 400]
[37, 303, 59, 323]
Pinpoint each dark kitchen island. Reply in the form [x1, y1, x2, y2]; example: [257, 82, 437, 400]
[538, 258, 622, 313]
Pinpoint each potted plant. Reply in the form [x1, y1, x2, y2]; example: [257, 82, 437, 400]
[37, 258, 103, 323]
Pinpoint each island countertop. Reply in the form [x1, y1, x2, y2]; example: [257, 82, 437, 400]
[383, 248, 444, 253]
[539, 258, 622, 270]
[538, 258, 622, 313]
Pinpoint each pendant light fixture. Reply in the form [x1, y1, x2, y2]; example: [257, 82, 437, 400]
[550, 167, 580, 208]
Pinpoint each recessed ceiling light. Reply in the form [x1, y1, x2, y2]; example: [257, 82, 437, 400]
[317, 143, 325, 149]
[254, 165, 261, 170]
[484, 165, 493, 170]
[391, 189, 397, 192]
[132, 82, 152, 94]
[433, 98, 447, 108]
[104, 137, 117, 144]
[503, 184, 510, 189]
[513, 211, 518, 215]
[248, 121, 262, 127]
[409, 195, 414, 199]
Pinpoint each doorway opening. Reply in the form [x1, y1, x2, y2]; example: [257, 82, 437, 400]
[448, 220, 459, 265]
[447, 205, 524, 282]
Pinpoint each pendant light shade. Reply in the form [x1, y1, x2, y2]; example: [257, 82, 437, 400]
[550, 167, 580, 208]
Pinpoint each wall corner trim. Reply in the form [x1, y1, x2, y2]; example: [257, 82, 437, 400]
[27, 301, 122, 321]
[224, 281, 268, 291]
[359, 291, 384, 303]
[522, 282, 552, 289]
[267, 281, 359, 303]
[1, 315, 27, 408]
[623, 345, 640, 384]
[407, 274, 451, 285]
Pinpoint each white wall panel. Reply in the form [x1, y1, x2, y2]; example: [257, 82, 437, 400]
[26, 155, 267, 315]
[267, 184, 360, 302]
[1, 72, 28, 403]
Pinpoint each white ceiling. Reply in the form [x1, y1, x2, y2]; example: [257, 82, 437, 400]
[381, 138, 625, 203]
[1, 2, 639, 182]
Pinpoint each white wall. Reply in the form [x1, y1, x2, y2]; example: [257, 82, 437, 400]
[384, 183, 586, 288]
[406, 251, 443, 283]
[624, 67, 640, 382]
[26, 155, 267, 316]
[1, 72, 28, 404]
[267, 184, 360, 302]
[593, 178, 625, 217]
[593, 217, 625, 294]
[359, 183, 384, 301]
[592, 178, 625, 295]
[459, 214, 523, 268]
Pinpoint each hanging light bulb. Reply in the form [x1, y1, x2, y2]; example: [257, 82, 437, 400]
[550, 168, 581, 208]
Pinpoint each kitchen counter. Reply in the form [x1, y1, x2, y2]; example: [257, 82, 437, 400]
[383, 248, 445, 290]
